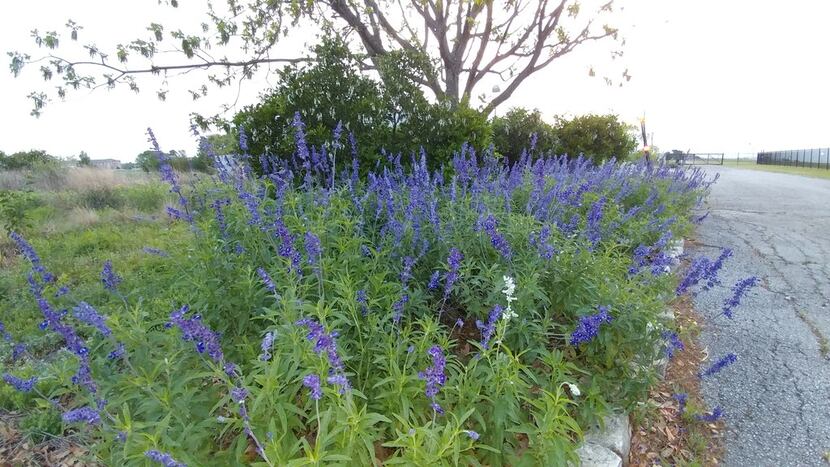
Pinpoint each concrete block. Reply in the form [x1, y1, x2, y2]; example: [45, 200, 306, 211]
[584, 413, 631, 463]
[574, 442, 623, 467]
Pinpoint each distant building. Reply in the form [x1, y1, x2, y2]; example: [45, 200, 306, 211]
[90, 159, 122, 169]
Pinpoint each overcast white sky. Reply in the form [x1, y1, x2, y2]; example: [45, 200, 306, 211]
[1, 1, 829, 161]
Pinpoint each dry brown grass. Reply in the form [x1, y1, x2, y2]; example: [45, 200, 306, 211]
[0, 167, 152, 192]
[38, 207, 101, 234]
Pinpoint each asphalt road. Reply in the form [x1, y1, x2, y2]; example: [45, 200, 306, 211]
[691, 166, 830, 466]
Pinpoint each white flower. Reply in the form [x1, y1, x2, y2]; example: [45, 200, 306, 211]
[565, 382, 581, 397]
[501, 275, 518, 321]
[502, 275, 517, 303]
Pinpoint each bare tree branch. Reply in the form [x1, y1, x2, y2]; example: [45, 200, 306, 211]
[11, 0, 622, 117]
[34, 55, 313, 77]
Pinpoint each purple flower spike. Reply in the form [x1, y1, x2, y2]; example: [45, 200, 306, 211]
[231, 387, 248, 404]
[476, 305, 503, 349]
[296, 317, 350, 393]
[356, 289, 368, 315]
[12, 343, 26, 361]
[73, 302, 112, 337]
[62, 406, 101, 425]
[662, 331, 684, 359]
[427, 271, 440, 291]
[444, 248, 463, 298]
[699, 353, 737, 378]
[259, 331, 274, 361]
[400, 256, 415, 286]
[100, 260, 122, 291]
[586, 196, 606, 248]
[326, 373, 349, 393]
[722, 276, 759, 318]
[142, 247, 169, 257]
[256, 267, 277, 293]
[9, 231, 53, 282]
[673, 393, 688, 415]
[418, 345, 446, 414]
[167, 305, 224, 363]
[482, 215, 512, 260]
[303, 374, 323, 400]
[392, 295, 409, 325]
[695, 406, 724, 422]
[569, 306, 613, 346]
[145, 449, 187, 467]
[108, 343, 126, 360]
[304, 231, 322, 266]
[71, 358, 98, 393]
[2, 374, 37, 393]
[431, 401, 444, 415]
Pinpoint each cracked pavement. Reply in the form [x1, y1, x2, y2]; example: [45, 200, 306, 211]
[690, 166, 830, 466]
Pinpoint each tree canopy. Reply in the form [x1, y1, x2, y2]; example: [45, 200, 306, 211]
[78, 151, 91, 166]
[0, 150, 58, 170]
[10, 0, 624, 119]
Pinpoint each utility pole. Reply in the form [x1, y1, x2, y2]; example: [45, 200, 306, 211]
[640, 115, 651, 166]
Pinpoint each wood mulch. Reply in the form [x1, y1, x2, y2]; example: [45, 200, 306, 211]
[628, 295, 726, 466]
[0, 411, 95, 467]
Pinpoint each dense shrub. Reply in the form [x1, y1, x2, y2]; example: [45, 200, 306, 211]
[491, 108, 557, 162]
[79, 187, 125, 210]
[553, 114, 637, 163]
[233, 37, 491, 174]
[0, 125, 719, 466]
[135, 150, 210, 173]
[0, 190, 36, 233]
[490, 110, 638, 165]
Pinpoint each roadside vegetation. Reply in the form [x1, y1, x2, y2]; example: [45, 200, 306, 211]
[0, 117, 749, 465]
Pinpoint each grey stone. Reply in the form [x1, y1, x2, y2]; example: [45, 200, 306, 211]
[667, 238, 685, 272]
[584, 413, 631, 463]
[667, 238, 684, 259]
[653, 354, 668, 379]
[574, 442, 623, 467]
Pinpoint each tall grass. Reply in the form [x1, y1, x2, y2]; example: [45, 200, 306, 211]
[0, 167, 153, 192]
